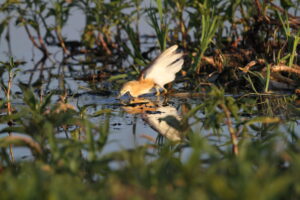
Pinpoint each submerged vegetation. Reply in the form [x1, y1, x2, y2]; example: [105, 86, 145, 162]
[0, 0, 300, 199]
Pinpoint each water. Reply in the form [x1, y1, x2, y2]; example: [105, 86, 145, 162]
[0, 6, 189, 158]
[1, 2, 299, 161]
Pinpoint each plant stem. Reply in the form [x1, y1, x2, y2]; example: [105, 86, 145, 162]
[220, 104, 239, 155]
[7, 69, 14, 163]
[265, 64, 271, 92]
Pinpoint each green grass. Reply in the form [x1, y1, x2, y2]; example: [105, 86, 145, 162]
[0, 80, 299, 199]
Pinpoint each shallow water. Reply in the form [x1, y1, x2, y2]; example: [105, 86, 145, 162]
[3, 73, 299, 160]
[1, 3, 299, 161]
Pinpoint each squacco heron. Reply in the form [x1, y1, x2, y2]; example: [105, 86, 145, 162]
[119, 45, 184, 98]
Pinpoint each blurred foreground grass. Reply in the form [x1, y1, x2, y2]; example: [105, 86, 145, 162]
[0, 83, 300, 199]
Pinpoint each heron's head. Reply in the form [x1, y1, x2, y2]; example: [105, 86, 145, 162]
[118, 81, 136, 98]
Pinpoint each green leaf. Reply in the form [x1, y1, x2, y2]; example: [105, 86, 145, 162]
[92, 109, 111, 117]
[40, 92, 53, 113]
[0, 126, 25, 134]
[20, 85, 38, 111]
[245, 117, 281, 126]
[0, 20, 7, 39]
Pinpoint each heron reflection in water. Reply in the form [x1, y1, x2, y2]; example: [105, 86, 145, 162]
[122, 98, 184, 142]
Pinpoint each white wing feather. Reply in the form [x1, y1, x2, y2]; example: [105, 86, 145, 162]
[142, 45, 184, 87]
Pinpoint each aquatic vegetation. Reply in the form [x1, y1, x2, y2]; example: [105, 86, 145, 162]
[0, 0, 300, 199]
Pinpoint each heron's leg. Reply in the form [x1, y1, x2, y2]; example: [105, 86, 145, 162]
[155, 85, 161, 96]
[162, 87, 168, 95]
[155, 94, 161, 102]
[162, 95, 169, 105]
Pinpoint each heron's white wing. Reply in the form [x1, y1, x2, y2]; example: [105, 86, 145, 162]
[142, 45, 184, 87]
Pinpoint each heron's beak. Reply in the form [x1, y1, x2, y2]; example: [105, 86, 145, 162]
[117, 90, 126, 99]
